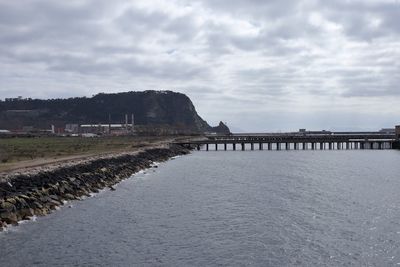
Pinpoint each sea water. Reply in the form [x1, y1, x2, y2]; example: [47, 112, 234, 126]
[1, 150, 400, 266]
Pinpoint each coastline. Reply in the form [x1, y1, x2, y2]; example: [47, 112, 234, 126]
[0, 144, 191, 231]
[0, 136, 181, 178]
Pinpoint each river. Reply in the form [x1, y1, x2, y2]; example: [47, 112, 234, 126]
[1, 150, 400, 266]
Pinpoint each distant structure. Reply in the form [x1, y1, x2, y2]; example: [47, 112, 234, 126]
[73, 114, 135, 135]
[396, 125, 400, 140]
[379, 128, 395, 134]
[65, 124, 79, 134]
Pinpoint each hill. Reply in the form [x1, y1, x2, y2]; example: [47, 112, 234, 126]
[0, 91, 229, 134]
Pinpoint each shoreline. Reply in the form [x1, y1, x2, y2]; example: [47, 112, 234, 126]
[0, 144, 191, 231]
[0, 137, 182, 179]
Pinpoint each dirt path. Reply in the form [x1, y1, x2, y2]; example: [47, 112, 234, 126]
[0, 138, 176, 181]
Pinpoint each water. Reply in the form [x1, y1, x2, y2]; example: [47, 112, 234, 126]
[1, 150, 400, 266]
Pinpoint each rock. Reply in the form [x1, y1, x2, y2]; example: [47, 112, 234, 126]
[0, 211, 18, 225]
[5, 197, 16, 205]
[15, 197, 28, 207]
[0, 201, 16, 212]
[35, 208, 48, 216]
[48, 199, 61, 208]
[19, 208, 35, 219]
[49, 195, 60, 201]
[40, 196, 52, 204]
[32, 201, 43, 209]
[0, 145, 192, 230]
[64, 193, 76, 200]
[19, 194, 31, 201]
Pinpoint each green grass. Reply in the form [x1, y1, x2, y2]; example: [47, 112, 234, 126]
[0, 136, 167, 165]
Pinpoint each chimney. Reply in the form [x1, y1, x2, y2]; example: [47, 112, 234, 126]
[131, 113, 134, 132]
[108, 113, 111, 134]
[125, 114, 128, 131]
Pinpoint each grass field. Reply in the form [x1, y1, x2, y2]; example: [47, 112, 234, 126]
[0, 136, 170, 168]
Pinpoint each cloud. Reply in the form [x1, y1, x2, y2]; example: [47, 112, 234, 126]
[0, 0, 399, 131]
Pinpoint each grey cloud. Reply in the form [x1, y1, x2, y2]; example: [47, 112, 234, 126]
[200, 0, 301, 20]
[115, 7, 199, 42]
[1, 0, 399, 131]
[317, 0, 400, 40]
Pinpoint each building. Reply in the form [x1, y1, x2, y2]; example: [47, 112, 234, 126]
[65, 124, 79, 134]
[79, 124, 134, 135]
[379, 128, 395, 134]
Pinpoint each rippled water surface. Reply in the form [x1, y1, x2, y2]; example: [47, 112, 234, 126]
[2, 150, 400, 266]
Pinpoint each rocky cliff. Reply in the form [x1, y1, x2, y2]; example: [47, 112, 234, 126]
[0, 91, 228, 134]
[211, 121, 231, 134]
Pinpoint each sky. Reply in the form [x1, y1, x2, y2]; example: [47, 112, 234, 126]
[0, 0, 399, 132]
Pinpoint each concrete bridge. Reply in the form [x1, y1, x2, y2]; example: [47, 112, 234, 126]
[177, 131, 398, 151]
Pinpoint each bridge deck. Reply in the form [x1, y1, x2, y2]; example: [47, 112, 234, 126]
[176, 132, 397, 151]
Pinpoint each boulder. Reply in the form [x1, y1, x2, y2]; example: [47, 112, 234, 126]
[64, 193, 76, 200]
[0, 201, 16, 212]
[5, 197, 17, 205]
[0, 211, 18, 225]
[19, 208, 35, 219]
[32, 201, 43, 209]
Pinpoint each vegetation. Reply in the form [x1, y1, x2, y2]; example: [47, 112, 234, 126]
[0, 136, 169, 170]
[0, 91, 211, 132]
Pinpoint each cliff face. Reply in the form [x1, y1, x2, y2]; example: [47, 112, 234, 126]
[211, 121, 231, 134]
[0, 91, 223, 133]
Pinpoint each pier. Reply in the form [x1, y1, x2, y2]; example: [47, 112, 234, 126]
[178, 131, 397, 151]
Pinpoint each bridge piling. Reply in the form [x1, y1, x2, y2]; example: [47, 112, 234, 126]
[179, 131, 395, 152]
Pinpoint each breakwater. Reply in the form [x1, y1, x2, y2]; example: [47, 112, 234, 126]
[0, 145, 190, 230]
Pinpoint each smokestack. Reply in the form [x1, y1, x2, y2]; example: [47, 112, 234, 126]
[125, 114, 128, 131]
[108, 113, 111, 134]
[131, 113, 134, 132]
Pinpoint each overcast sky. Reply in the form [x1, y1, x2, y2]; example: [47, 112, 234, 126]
[0, 0, 399, 131]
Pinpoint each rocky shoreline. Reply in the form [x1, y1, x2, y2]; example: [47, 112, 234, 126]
[0, 144, 191, 231]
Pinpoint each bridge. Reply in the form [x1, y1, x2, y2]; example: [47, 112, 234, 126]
[177, 131, 398, 151]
